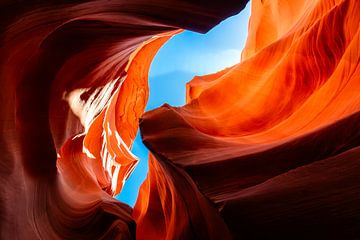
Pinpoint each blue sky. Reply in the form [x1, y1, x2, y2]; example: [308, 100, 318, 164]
[116, 3, 251, 206]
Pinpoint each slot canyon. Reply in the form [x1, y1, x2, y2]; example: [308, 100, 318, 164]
[0, 0, 360, 239]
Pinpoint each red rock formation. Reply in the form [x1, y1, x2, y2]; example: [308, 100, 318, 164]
[1, 0, 360, 239]
[0, 0, 248, 239]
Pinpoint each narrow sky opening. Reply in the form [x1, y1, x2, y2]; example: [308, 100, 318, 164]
[116, 2, 251, 206]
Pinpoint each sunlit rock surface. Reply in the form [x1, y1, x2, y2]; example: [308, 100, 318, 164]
[1, 0, 360, 239]
[137, 0, 360, 239]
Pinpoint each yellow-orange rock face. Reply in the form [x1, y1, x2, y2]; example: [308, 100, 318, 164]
[135, 0, 360, 239]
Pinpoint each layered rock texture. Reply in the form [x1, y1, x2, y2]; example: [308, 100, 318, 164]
[1, 0, 360, 239]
